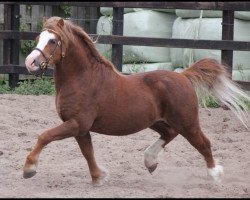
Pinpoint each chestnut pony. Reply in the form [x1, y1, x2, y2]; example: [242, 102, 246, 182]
[24, 17, 250, 185]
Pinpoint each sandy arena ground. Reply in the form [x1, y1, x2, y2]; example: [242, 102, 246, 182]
[0, 94, 249, 198]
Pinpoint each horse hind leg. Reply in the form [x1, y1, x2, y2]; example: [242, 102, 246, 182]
[181, 127, 224, 182]
[145, 121, 178, 174]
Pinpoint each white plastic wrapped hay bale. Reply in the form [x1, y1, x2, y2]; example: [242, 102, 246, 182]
[96, 16, 113, 60]
[176, 9, 250, 21]
[235, 11, 250, 20]
[174, 68, 184, 73]
[233, 69, 250, 81]
[194, 18, 250, 72]
[192, 18, 222, 62]
[100, 7, 136, 16]
[123, 10, 176, 63]
[176, 9, 222, 18]
[232, 19, 250, 80]
[170, 17, 203, 68]
[122, 62, 174, 73]
[133, 8, 175, 13]
[151, 9, 176, 13]
[96, 10, 177, 63]
[170, 17, 250, 81]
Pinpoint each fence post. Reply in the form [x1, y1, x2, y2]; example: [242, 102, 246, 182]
[112, 7, 124, 71]
[3, 3, 20, 88]
[89, 7, 100, 34]
[221, 10, 234, 78]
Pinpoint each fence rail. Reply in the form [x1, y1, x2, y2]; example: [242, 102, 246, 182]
[2, 31, 250, 51]
[7, 2, 250, 11]
[0, 2, 250, 90]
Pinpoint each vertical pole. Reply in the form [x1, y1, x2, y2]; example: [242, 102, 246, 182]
[112, 7, 124, 71]
[3, 3, 20, 88]
[89, 7, 100, 34]
[3, 4, 11, 66]
[221, 10, 234, 78]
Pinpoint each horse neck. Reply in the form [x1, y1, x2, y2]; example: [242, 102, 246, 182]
[54, 38, 120, 94]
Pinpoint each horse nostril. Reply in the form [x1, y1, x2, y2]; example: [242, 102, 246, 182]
[31, 59, 35, 65]
[34, 58, 40, 67]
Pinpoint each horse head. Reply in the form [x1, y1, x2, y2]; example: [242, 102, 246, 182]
[25, 17, 66, 76]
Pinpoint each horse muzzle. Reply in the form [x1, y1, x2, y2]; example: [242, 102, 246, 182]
[25, 56, 39, 73]
[25, 57, 50, 77]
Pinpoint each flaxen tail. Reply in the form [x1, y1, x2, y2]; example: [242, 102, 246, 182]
[182, 58, 250, 128]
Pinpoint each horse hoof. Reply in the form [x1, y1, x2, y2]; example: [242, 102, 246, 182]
[207, 164, 224, 182]
[91, 166, 109, 187]
[147, 163, 158, 174]
[91, 174, 108, 187]
[92, 179, 104, 187]
[23, 170, 37, 179]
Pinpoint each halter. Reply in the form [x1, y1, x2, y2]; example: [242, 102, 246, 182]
[34, 28, 65, 76]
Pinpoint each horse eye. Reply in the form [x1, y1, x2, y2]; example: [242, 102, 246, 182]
[49, 39, 56, 44]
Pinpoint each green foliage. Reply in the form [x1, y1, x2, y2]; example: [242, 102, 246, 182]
[197, 92, 220, 108]
[37, 19, 43, 32]
[14, 78, 55, 95]
[197, 91, 250, 109]
[0, 80, 11, 94]
[244, 100, 250, 110]
[19, 18, 27, 31]
[107, 15, 113, 24]
[0, 78, 55, 95]
[20, 40, 36, 55]
[19, 16, 43, 56]
[203, 95, 220, 108]
[60, 5, 72, 17]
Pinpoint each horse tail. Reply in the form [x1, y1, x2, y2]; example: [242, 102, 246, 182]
[182, 58, 250, 128]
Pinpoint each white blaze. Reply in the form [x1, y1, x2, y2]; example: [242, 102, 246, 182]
[25, 30, 56, 73]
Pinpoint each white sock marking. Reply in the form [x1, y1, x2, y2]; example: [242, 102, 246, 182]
[207, 162, 224, 182]
[144, 139, 165, 168]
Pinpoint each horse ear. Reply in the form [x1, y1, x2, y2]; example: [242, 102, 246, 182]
[42, 16, 47, 25]
[57, 18, 64, 28]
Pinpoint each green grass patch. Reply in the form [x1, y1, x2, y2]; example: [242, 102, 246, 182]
[0, 78, 55, 95]
[0, 80, 11, 94]
[197, 91, 250, 110]
[198, 92, 220, 108]
[14, 78, 55, 95]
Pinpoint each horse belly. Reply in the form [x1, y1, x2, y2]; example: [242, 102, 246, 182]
[91, 104, 157, 136]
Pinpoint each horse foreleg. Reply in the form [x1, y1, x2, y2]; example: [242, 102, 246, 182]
[145, 122, 178, 174]
[75, 132, 108, 186]
[23, 119, 79, 178]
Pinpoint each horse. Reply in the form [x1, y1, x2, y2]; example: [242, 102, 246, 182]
[24, 16, 250, 185]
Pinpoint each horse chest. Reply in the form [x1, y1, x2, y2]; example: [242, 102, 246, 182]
[55, 95, 81, 121]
